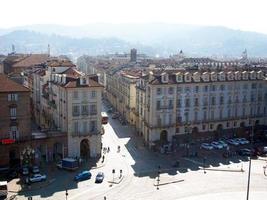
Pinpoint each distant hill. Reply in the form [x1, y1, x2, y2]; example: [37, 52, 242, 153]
[1, 23, 267, 57]
[0, 30, 155, 58]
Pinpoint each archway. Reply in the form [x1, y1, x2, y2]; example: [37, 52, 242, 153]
[80, 139, 90, 159]
[53, 142, 63, 161]
[160, 130, 168, 143]
[216, 124, 223, 140]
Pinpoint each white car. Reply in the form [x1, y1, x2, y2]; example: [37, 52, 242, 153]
[200, 143, 214, 150]
[29, 174, 47, 183]
[218, 140, 228, 148]
[236, 138, 249, 145]
[226, 139, 239, 146]
[211, 141, 224, 149]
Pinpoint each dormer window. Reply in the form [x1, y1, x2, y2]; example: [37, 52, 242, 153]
[218, 72, 225, 81]
[250, 71, 256, 80]
[242, 71, 248, 80]
[184, 72, 191, 82]
[227, 72, 233, 80]
[257, 71, 263, 79]
[82, 78, 86, 85]
[161, 73, 169, 83]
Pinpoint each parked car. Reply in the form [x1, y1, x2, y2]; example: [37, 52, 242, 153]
[200, 143, 214, 150]
[74, 171, 92, 182]
[21, 166, 29, 175]
[226, 139, 239, 146]
[255, 146, 267, 157]
[218, 140, 228, 148]
[237, 148, 257, 158]
[211, 141, 224, 149]
[29, 174, 47, 183]
[31, 166, 40, 174]
[95, 172, 105, 183]
[235, 138, 249, 145]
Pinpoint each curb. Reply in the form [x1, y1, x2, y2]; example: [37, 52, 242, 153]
[199, 167, 245, 173]
[153, 179, 184, 186]
[108, 176, 124, 184]
[134, 167, 188, 176]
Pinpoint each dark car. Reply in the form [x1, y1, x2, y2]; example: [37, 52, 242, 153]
[74, 171, 92, 182]
[237, 148, 257, 158]
[95, 172, 104, 183]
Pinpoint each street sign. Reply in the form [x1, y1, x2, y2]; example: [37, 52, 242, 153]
[1, 139, 15, 144]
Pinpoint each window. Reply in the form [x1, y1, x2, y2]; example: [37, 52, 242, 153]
[228, 96, 232, 104]
[203, 97, 208, 106]
[176, 128, 180, 133]
[219, 109, 223, 119]
[203, 111, 207, 120]
[72, 105, 80, 116]
[226, 122, 230, 127]
[251, 83, 257, 89]
[8, 93, 18, 101]
[82, 78, 87, 85]
[211, 110, 214, 120]
[258, 94, 262, 101]
[234, 107, 238, 117]
[176, 99, 181, 108]
[168, 87, 174, 95]
[185, 98, 190, 107]
[212, 85, 216, 91]
[195, 86, 199, 93]
[220, 96, 224, 104]
[157, 116, 162, 126]
[204, 85, 208, 92]
[157, 88, 161, 95]
[185, 112, 189, 122]
[91, 91, 96, 98]
[177, 87, 182, 93]
[194, 98, 199, 106]
[227, 108, 231, 118]
[73, 121, 79, 133]
[202, 124, 206, 131]
[220, 85, 225, 91]
[243, 84, 248, 89]
[194, 111, 198, 121]
[10, 126, 18, 139]
[210, 124, 213, 130]
[257, 106, 261, 115]
[10, 108, 16, 118]
[211, 97, 216, 105]
[169, 114, 172, 125]
[156, 100, 161, 110]
[250, 94, 255, 102]
[73, 91, 78, 99]
[82, 121, 88, 133]
[235, 96, 239, 103]
[242, 107, 246, 116]
[90, 121, 96, 132]
[243, 95, 247, 103]
[81, 105, 89, 115]
[90, 105, 97, 115]
[168, 100, 173, 109]
[233, 121, 237, 127]
[185, 87, 191, 92]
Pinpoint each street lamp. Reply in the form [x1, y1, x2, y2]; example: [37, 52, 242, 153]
[246, 122, 254, 200]
[185, 122, 191, 157]
[65, 189, 68, 200]
[157, 165, 161, 190]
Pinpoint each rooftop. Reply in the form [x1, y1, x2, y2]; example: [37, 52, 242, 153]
[0, 74, 29, 92]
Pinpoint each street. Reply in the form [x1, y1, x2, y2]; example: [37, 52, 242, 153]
[12, 106, 267, 200]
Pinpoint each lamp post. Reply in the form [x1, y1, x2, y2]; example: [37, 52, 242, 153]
[246, 122, 254, 200]
[65, 189, 68, 200]
[185, 122, 191, 157]
[157, 165, 161, 190]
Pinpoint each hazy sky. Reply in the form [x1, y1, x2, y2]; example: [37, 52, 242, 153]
[1, 0, 267, 33]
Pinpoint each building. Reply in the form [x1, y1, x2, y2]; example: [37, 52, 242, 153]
[106, 69, 141, 125]
[0, 74, 31, 166]
[136, 69, 266, 150]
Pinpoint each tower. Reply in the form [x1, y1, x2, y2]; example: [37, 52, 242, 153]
[48, 44, 50, 57]
[130, 48, 137, 62]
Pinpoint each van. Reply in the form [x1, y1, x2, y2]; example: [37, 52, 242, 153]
[0, 181, 7, 198]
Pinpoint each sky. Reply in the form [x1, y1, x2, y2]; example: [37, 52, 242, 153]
[1, 0, 267, 33]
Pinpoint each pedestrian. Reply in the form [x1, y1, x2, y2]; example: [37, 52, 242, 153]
[102, 155, 105, 163]
[107, 147, 110, 153]
[104, 196, 107, 200]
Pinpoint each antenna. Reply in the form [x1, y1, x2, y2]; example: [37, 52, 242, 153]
[48, 44, 50, 57]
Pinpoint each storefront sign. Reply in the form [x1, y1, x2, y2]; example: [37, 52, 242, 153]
[1, 139, 15, 144]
